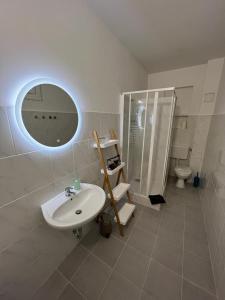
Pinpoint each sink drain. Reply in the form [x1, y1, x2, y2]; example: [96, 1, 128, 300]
[75, 209, 82, 215]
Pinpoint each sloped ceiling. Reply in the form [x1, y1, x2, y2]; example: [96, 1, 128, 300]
[86, 0, 225, 72]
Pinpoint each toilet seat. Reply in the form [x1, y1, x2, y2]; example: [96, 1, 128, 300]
[174, 166, 192, 188]
[175, 167, 192, 176]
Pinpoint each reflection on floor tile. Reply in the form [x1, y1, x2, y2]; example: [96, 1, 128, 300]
[33, 183, 216, 300]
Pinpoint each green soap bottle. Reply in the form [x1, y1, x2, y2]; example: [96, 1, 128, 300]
[73, 178, 81, 191]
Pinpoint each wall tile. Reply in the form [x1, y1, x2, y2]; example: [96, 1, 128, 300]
[78, 161, 101, 185]
[99, 113, 120, 137]
[78, 112, 101, 141]
[0, 110, 120, 298]
[0, 151, 53, 207]
[6, 106, 37, 154]
[0, 107, 15, 158]
[49, 145, 74, 181]
[200, 113, 225, 299]
[74, 139, 95, 170]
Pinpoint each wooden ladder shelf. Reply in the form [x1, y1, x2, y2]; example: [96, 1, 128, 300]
[93, 129, 135, 236]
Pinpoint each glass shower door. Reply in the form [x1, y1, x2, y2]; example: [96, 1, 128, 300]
[123, 92, 147, 194]
[122, 89, 175, 197]
[140, 91, 155, 195]
[147, 90, 175, 195]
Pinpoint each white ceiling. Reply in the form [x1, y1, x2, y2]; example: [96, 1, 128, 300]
[86, 0, 225, 72]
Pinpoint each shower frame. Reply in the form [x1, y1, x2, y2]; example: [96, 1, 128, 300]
[120, 87, 176, 198]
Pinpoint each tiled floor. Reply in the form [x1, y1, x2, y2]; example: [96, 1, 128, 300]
[33, 183, 217, 300]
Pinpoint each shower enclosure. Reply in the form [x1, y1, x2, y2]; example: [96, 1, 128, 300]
[121, 88, 176, 199]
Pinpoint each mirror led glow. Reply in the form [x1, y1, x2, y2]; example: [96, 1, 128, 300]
[15, 78, 81, 151]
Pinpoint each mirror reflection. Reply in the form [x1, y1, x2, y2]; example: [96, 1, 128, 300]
[21, 84, 78, 147]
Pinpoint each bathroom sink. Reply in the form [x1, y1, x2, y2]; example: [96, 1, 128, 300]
[41, 183, 105, 229]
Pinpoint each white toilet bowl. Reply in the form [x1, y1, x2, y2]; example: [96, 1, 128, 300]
[174, 167, 192, 188]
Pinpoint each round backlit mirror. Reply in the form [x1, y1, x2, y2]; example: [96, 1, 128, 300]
[20, 84, 78, 147]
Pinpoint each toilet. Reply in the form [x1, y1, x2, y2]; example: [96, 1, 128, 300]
[174, 166, 192, 188]
[171, 145, 192, 189]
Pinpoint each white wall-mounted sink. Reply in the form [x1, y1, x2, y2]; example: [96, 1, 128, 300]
[41, 183, 105, 230]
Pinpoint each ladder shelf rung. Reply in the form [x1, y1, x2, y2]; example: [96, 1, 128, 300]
[93, 139, 119, 149]
[114, 203, 136, 225]
[101, 162, 125, 175]
[108, 183, 130, 202]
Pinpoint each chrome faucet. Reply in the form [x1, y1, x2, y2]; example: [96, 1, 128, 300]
[65, 187, 75, 197]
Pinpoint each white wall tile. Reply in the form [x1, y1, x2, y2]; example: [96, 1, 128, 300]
[0, 151, 53, 207]
[78, 112, 101, 141]
[6, 106, 37, 154]
[0, 107, 15, 158]
[49, 145, 74, 181]
[0, 111, 120, 298]
[200, 113, 225, 299]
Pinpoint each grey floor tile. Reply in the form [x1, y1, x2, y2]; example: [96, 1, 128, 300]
[100, 271, 141, 300]
[140, 290, 156, 300]
[128, 226, 156, 256]
[132, 202, 144, 218]
[144, 258, 182, 300]
[115, 244, 149, 288]
[33, 271, 67, 300]
[184, 232, 210, 261]
[135, 210, 160, 234]
[186, 199, 202, 210]
[71, 254, 111, 300]
[162, 205, 184, 219]
[185, 206, 204, 224]
[160, 211, 184, 234]
[157, 222, 183, 245]
[185, 219, 207, 243]
[112, 216, 136, 241]
[162, 204, 185, 218]
[163, 206, 185, 219]
[182, 279, 217, 300]
[165, 193, 183, 203]
[141, 207, 161, 219]
[93, 235, 124, 267]
[183, 251, 215, 294]
[58, 284, 84, 300]
[81, 226, 100, 251]
[58, 245, 88, 279]
[152, 237, 182, 275]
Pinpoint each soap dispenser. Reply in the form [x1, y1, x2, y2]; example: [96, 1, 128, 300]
[73, 178, 81, 191]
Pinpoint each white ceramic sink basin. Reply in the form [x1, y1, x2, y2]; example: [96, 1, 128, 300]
[41, 183, 105, 229]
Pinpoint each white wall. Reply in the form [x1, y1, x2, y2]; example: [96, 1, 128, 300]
[0, 0, 147, 113]
[148, 59, 224, 175]
[200, 61, 225, 300]
[214, 65, 225, 114]
[148, 64, 206, 115]
[0, 1, 147, 298]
